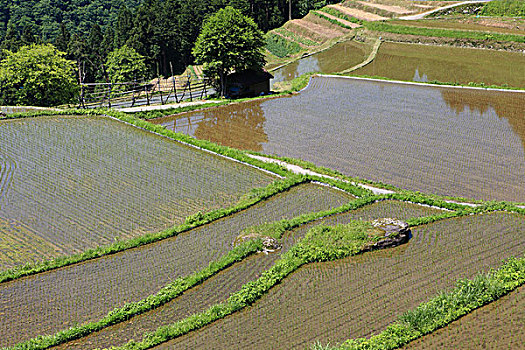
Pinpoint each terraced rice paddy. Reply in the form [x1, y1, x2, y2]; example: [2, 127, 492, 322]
[388, 19, 525, 35]
[353, 42, 525, 88]
[0, 183, 353, 348]
[162, 212, 525, 349]
[403, 285, 525, 349]
[153, 76, 525, 202]
[270, 40, 368, 86]
[51, 199, 443, 349]
[0, 115, 277, 269]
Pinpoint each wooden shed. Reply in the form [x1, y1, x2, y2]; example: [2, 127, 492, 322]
[226, 69, 274, 98]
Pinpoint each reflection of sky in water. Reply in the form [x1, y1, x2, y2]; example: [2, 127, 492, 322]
[270, 56, 320, 88]
[412, 67, 428, 82]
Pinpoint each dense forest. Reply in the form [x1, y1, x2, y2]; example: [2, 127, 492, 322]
[0, 0, 337, 82]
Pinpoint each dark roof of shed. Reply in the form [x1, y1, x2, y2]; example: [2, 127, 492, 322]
[227, 69, 273, 85]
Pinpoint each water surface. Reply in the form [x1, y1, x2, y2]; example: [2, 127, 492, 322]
[153, 76, 525, 202]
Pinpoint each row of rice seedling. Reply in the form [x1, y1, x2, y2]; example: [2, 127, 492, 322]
[94, 218, 403, 350]
[403, 285, 525, 349]
[52, 252, 284, 350]
[163, 212, 525, 349]
[0, 115, 276, 269]
[11, 191, 468, 350]
[310, 256, 525, 349]
[155, 75, 525, 202]
[0, 183, 353, 348]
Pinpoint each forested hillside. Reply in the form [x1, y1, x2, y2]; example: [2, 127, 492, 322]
[0, 0, 338, 81]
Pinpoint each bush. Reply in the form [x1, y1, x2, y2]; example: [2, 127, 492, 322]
[265, 33, 302, 58]
[0, 44, 77, 106]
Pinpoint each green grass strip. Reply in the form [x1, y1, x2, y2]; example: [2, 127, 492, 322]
[265, 32, 303, 58]
[312, 11, 356, 29]
[319, 7, 363, 25]
[364, 21, 525, 43]
[274, 28, 320, 46]
[480, 0, 525, 17]
[0, 176, 306, 284]
[313, 255, 525, 350]
[99, 220, 395, 350]
[9, 240, 264, 350]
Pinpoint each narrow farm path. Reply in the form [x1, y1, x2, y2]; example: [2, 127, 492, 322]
[339, 37, 382, 74]
[400, 0, 494, 20]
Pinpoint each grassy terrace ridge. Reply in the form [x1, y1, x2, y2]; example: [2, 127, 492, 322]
[312, 256, 525, 350]
[312, 11, 356, 30]
[364, 21, 525, 43]
[10, 201, 523, 349]
[318, 6, 363, 25]
[7, 198, 465, 350]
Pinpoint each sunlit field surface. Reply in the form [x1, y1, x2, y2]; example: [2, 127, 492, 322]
[354, 42, 525, 88]
[0, 183, 353, 347]
[161, 212, 525, 349]
[0, 115, 276, 269]
[153, 77, 525, 202]
[403, 285, 525, 349]
[52, 199, 440, 349]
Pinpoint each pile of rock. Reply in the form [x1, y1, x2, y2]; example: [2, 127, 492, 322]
[365, 218, 410, 251]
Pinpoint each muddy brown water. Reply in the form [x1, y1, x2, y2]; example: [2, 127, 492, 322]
[403, 284, 525, 349]
[161, 212, 525, 350]
[52, 200, 442, 349]
[0, 183, 352, 348]
[270, 40, 368, 87]
[152, 76, 525, 202]
[0, 116, 276, 269]
[353, 42, 525, 88]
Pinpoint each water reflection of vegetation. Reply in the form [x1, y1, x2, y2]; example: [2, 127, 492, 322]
[159, 100, 269, 151]
[354, 42, 525, 88]
[271, 40, 368, 85]
[441, 88, 525, 150]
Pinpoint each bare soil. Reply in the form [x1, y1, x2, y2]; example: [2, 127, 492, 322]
[329, 4, 388, 21]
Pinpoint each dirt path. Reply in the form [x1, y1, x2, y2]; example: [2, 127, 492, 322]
[400, 0, 493, 20]
[339, 38, 382, 74]
[357, 1, 414, 15]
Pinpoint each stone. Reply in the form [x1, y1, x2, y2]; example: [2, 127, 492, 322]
[364, 218, 410, 251]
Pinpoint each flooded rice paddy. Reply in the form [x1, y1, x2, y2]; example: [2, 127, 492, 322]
[270, 40, 368, 87]
[163, 212, 525, 349]
[0, 115, 276, 269]
[353, 42, 525, 88]
[403, 285, 525, 349]
[0, 183, 352, 347]
[153, 76, 525, 202]
[52, 200, 442, 349]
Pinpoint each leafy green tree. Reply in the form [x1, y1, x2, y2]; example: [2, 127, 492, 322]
[192, 6, 266, 96]
[0, 44, 77, 106]
[105, 45, 147, 83]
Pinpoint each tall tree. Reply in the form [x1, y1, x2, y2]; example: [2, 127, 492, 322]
[192, 6, 266, 96]
[0, 44, 77, 106]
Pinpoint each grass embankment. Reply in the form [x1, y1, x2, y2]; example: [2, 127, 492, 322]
[102, 220, 403, 350]
[9, 192, 473, 350]
[364, 21, 525, 43]
[480, 0, 525, 17]
[312, 256, 525, 350]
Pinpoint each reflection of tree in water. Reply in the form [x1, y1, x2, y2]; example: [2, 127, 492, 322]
[194, 100, 268, 151]
[441, 89, 525, 151]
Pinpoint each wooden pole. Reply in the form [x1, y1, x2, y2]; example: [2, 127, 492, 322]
[188, 75, 193, 102]
[170, 62, 178, 103]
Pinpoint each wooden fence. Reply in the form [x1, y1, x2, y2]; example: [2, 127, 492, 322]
[78, 75, 211, 109]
